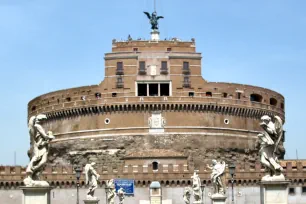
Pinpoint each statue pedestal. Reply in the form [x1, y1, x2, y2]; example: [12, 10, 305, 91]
[260, 180, 290, 204]
[211, 193, 227, 204]
[151, 30, 160, 41]
[20, 186, 52, 204]
[83, 199, 100, 204]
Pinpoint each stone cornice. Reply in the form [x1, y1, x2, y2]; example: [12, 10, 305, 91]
[41, 102, 284, 122]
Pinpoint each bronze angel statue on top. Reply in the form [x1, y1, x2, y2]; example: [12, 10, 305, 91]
[144, 11, 164, 30]
[257, 115, 285, 181]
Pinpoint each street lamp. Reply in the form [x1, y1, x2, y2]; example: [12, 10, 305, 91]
[229, 163, 236, 204]
[200, 184, 206, 204]
[74, 166, 82, 204]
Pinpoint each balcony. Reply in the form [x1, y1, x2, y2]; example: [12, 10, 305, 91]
[116, 81, 124, 88]
[183, 81, 191, 88]
[138, 68, 146, 75]
[182, 68, 190, 74]
[160, 68, 168, 75]
[116, 69, 124, 75]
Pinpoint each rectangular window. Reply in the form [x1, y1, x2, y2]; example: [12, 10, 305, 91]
[133, 48, 138, 52]
[149, 84, 158, 96]
[183, 62, 189, 70]
[139, 61, 145, 71]
[167, 48, 172, 52]
[237, 92, 241, 99]
[160, 84, 169, 96]
[161, 61, 167, 70]
[137, 84, 147, 96]
[117, 62, 123, 70]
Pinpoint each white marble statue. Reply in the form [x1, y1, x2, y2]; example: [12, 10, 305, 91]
[183, 187, 192, 204]
[24, 114, 55, 187]
[191, 171, 202, 203]
[207, 160, 226, 195]
[106, 179, 116, 204]
[257, 115, 284, 181]
[117, 187, 125, 204]
[85, 162, 100, 200]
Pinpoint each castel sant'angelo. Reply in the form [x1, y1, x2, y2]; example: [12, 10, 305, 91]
[27, 16, 285, 172]
[2, 5, 306, 204]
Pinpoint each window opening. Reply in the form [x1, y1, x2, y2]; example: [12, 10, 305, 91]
[66, 97, 71, 102]
[116, 62, 124, 75]
[250, 94, 262, 102]
[137, 84, 147, 96]
[167, 48, 172, 52]
[223, 93, 228, 98]
[160, 61, 168, 74]
[149, 84, 158, 96]
[206, 92, 212, 97]
[237, 92, 241, 99]
[183, 62, 189, 70]
[95, 93, 101, 99]
[270, 98, 277, 106]
[139, 61, 146, 74]
[189, 92, 194, 97]
[281, 103, 284, 110]
[133, 48, 138, 52]
[160, 84, 170, 96]
[152, 162, 158, 170]
[112, 93, 117, 97]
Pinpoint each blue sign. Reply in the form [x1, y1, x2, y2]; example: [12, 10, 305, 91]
[114, 179, 135, 195]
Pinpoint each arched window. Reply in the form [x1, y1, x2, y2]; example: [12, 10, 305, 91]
[281, 103, 284, 110]
[206, 92, 212, 97]
[250, 94, 262, 103]
[270, 98, 277, 106]
[152, 161, 158, 170]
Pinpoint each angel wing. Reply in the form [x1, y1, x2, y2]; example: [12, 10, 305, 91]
[157, 16, 164, 20]
[216, 161, 226, 177]
[143, 12, 151, 19]
[273, 116, 284, 154]
[84, 164, 90, 185]
[28, 116, 36, 139]
[274, 116, 283, 136]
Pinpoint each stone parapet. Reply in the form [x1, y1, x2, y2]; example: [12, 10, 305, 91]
[1, 161, 306, 188]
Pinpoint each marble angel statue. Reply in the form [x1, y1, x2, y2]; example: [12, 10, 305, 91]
[106, 179, 116, 204]
[85, 162, 100, 200]
[257, 115, 284, 181]
[183, 187, 192, 204]
[117, 187, 125, 204]
[24, 114, 55, 187]
[207, 160, 226, 195]
[191, 171, 202, 203]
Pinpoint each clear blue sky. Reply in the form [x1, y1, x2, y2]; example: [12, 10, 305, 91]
[0, 0, 305, 165]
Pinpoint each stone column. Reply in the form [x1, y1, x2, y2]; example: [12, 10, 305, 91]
[260, 180, 290, 204]
[20, 186, 52, 204]
[83, 200, 100, 204]
[210, 193, 227, 204]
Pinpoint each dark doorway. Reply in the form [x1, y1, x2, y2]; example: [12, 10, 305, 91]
[160, 84, 169, 96]
[138, 84, 147, 96]
[149, 84, 158, 96]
